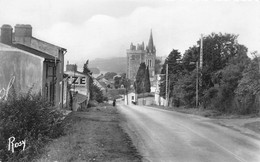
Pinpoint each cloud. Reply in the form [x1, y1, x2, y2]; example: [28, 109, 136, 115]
[0, 0, 260, 64]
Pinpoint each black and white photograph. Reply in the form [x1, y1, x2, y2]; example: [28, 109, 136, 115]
[0, 0, 260, 161]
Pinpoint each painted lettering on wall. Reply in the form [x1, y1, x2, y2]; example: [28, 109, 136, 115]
[8, 136, 26, 153]
[69, 76, 86, 87]
[0, 76, 15, 100]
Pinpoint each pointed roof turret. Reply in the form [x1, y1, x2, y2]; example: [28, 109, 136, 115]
[147, 29, 155, 53]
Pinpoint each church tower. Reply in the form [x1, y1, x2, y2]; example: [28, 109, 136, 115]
[126, 30, 156, 80]
[145, 29, 156, 77]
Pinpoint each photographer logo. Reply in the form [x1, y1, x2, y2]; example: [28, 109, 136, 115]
[8, 136, 26, 153]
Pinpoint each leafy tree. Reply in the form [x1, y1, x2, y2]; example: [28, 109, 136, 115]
[203, 64, 244, 112]
[121, 73, 131, 90]
[182, 46, 200, 72]
[114, 75, 121, 89]
[180, 33, 249, 111]
[161, 33, 251, 112]
[89, 78, 105, 103]
[179, 71, 197, 107]
[235, 57, 260, 114]
[159, 49, 183, 99]
[200, 33, 241, 90]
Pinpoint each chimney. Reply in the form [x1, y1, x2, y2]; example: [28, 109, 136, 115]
[1, 24, 13, 45]
[14, 24, 32, 37]
[66, 64, 77, 72]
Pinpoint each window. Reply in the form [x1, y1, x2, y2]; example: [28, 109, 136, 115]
[46, 63, 56, 77]
[132, 96, 135, 100]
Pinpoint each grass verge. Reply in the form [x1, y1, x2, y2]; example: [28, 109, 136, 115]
[37, 106, 142, 162]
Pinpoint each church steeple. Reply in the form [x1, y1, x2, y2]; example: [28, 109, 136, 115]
[147, 29, 155, 53]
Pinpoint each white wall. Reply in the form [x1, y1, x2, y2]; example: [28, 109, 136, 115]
[124, 92, 136, 105]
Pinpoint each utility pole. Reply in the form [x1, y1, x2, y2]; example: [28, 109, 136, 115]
[198, 34, 203, 108]
[142, 81, 145, 105]
[126, 81, 128, 105]
[200, 34, 203, 70]
[165, 64, 168, 107]
[196, 62, 199, 108]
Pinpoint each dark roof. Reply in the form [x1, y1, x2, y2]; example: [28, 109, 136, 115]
[12, 43, 60, 61]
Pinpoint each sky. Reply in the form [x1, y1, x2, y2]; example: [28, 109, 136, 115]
[0, 0, 260, 64]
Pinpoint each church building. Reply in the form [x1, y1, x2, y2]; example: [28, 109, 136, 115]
[126, 30, 156, 80]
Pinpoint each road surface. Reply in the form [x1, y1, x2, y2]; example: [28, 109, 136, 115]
[118, 104, 260, 162]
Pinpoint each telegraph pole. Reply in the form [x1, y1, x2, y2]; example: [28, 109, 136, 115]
[165, 64, 168, 107]
[198, 34, 203, 108]
[196, 62, 199, 108]
[200, 34, 203, 69]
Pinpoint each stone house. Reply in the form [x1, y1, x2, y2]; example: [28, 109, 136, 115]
[0, 24, 67, 108]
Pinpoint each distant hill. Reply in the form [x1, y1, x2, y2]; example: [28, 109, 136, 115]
[89, 57, 126, 74]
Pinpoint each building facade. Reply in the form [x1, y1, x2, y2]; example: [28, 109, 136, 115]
[65, 63, 91, 111]
[0, 24, 67, 109]
[126, 30, 156, 80]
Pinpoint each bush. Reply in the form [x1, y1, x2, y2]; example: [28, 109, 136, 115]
[137, 92, 154, 99]
[0, 88, 66, 161]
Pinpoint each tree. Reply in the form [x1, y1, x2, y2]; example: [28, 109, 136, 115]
[159, 49, 183, 99]
[89, 80, 105, 103]
[83, 61, 105, 103]
[199, 33, 241, 90]
[145, 66, 151, 92]
[114, 75, 121, 89]
[83, 60, 92, 75]
[182, 46, 200, 72]
[177, 71, 197, 107]
[121, 73, 131, 90]
[235, 56, 260, 114]
[135, 63, 151, 94]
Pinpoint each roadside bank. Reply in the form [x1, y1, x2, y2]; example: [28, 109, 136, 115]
[37, 105, 142, 162]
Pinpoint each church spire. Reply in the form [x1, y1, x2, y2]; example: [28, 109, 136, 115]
[147, 29, 155, 53]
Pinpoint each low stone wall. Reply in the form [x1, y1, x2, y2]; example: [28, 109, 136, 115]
[137, 97, 155, 106]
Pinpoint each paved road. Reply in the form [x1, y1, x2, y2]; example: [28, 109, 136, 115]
[118, 104, 260, 162]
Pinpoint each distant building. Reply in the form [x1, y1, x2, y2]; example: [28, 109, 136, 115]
[65, 63, 91, 111]
[154, 74, 166, 106]
[124, 91, 137, 105]
[0, 24, 67, 109]
[126, 30, 156, 80]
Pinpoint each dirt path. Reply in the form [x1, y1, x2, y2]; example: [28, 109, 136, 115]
[37, 106, 142, 162]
